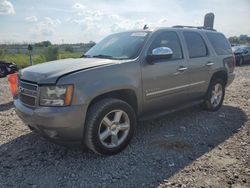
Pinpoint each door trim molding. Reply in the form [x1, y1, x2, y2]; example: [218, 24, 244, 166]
[146, 81, 206, 97]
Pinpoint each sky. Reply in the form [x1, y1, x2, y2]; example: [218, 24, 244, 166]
[0, 0, 249, 44]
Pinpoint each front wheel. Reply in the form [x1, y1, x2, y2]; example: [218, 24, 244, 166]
[84, 98, 136, 155]
[204, 78, 225, 111]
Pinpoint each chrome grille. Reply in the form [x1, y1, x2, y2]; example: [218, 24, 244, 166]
[19, 81, 38, 107]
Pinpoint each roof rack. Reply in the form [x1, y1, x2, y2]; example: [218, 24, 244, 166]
[172, 25, 216, 31]
[172, 13, 216, 31]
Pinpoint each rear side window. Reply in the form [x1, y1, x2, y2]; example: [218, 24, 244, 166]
[206, 33, 232, 55]
[183, 32, 208, 58]
[148, 31, 183, 60]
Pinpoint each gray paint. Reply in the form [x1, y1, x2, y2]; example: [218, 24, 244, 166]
[15, 27, 235, 144]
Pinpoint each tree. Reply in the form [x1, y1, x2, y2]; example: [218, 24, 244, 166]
[228, 35, 250, 45]
[35, 41, 52, 47]
[44, 46, 59, 61]
[228, 36, 239, 44]
[65, 46, 74, 53]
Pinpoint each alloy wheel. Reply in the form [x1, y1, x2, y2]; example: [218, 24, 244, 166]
[98, 110, 130, 148]
[211, 83, 223, 107]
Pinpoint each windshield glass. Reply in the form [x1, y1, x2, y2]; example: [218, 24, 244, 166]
[85, 31, 149, 60]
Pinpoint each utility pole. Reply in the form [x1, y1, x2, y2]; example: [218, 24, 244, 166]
[28, 44, 33, 66]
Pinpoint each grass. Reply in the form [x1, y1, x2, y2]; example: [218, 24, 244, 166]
[0, 52, 82, 68]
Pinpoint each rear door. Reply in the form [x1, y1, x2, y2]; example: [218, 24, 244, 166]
[182, 31, 212, 100]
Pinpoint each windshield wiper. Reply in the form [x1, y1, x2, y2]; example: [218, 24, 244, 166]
[92, 54, 114, 59]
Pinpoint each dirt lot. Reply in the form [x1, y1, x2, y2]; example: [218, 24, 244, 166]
[0, 67, 249, 188]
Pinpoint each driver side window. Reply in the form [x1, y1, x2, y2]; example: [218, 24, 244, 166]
[148, 31, 183, 60]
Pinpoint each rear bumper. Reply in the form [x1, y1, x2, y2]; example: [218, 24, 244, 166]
[226, 73, 235, 87]
[14, 99, 86, 146]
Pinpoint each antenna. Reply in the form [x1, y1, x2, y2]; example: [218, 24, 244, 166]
[143, 24, 148, 30]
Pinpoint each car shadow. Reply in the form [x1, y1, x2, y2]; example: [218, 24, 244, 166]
[0, 105, 247, 187]
[0, 101, 14, 112]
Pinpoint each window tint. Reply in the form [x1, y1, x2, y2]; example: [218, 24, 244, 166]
[183, 32, 208, 58]
[149, 31, 183, 60]
[206, 33, 232, 55]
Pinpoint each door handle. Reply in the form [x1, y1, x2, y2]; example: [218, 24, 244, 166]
[177, 66, 188, 72]
[206, 61, 214, 66]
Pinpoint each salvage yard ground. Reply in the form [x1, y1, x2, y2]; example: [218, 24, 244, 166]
[0, 66, 249, 187]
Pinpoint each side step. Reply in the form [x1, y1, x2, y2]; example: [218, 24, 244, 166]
[139, 100, 204, 121]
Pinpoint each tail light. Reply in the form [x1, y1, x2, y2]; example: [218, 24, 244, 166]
[7, 73, 18, 97]
[224, 56, 235, 73]
[232, 54, 236, 70]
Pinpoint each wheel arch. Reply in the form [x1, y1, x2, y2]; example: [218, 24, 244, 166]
[210, 70, 228, 85]
[86, 89, 139, 116]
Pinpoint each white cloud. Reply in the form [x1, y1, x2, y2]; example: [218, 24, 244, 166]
[30, 17, 61, 37]
[25, 16, 38, 22]
[0, 0, 15, 15]
[69, 2, 173, 42]
[72, 2, 86, 10]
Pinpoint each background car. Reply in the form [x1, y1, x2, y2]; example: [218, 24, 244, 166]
[0, 61, 18, 78]
[232, 45, 250, 66]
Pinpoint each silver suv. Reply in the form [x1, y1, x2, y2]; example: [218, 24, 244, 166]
[14, 26, 235, 155]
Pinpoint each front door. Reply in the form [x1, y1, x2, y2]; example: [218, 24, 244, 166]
[141, 31, 190, 115]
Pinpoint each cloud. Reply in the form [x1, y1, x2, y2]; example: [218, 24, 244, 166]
[30, 17, 61, 37]
[0, 0, 15, 15]
[72, 2, 86, 10]
[25, 16, 38, 22]
[69, 2, 173, 42]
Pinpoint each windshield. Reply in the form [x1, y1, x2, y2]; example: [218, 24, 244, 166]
[85, 31, 149, 60]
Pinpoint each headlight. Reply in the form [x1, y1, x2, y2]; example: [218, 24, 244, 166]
[39, 85, 74, 106]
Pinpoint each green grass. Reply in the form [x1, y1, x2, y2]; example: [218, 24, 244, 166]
[0, 52, 82, 68]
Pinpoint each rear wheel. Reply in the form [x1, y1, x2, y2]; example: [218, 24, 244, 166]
[204, 78, 225, 111]
[84, 98, 136, 155]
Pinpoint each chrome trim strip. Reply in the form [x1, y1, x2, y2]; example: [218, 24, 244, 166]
[146, 81, 206, 96]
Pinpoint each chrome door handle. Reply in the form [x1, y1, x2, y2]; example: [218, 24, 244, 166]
[178, 66, 188, 71]
[206, 62, 214, 66]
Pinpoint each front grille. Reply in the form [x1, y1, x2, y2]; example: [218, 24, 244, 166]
[19, 80, 38, 107]
[19, 93, 36, 106]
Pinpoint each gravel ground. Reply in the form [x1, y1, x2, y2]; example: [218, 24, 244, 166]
[0, 67, 249, 188]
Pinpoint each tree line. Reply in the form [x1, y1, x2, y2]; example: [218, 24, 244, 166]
[228, 35, 250, 45]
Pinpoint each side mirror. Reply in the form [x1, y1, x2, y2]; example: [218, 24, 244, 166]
[244, 50, 248, 54]
[147, 47, 173, 63]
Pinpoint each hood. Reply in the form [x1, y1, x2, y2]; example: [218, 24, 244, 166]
[20, 58, 118, 84]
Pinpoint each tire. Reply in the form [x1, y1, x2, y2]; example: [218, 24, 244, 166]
[238, 57, 244, 66]
[0, 67, 7, 78]
[84, 98, 136, 155]
[203, 78, 225, 111]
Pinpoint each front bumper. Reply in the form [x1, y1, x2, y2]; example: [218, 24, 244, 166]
[14, 99, 86, 146]
[226, 73, 235, 87]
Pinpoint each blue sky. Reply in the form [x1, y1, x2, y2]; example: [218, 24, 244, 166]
[0, 0, 249, 44]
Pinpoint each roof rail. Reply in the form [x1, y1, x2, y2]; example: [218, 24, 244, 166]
[172, 25, 216, 31]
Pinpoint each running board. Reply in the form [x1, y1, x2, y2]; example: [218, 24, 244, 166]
[139, 100, 204, 121]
